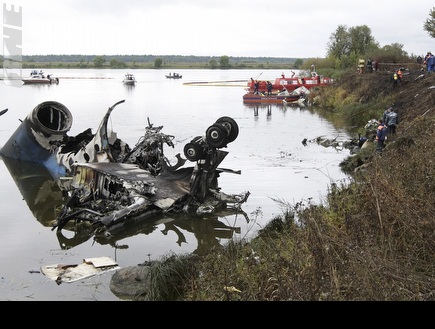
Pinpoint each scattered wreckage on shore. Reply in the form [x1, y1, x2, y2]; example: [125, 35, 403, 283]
[0, 100, 250, 246]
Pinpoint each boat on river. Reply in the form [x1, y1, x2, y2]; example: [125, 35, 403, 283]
[122, 73, 136, 85]
[166, 72, 182, 79]
[243, 93, 302, 104]
[248, 71, 332, 93]
[243, 86, 309, 104]
[22, 70, 59, 85]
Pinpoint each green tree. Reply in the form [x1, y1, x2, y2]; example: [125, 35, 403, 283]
[293, 58, 304, 68]
[110, 59, 127, 68]
[327, 25, 351, 60]
[376, 43, 408, 62]
[209, 59, 217, 69]
[93, 56, 105, 68]
[348, 25, 378, 56]
[327, 25, 379, 69]
[423, 7, 435, 38]
[219, 55, 230, 68]
[154, 58, 163, 68]
[79, 59, 87, 68]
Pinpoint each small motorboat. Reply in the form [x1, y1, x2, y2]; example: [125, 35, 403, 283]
[166, 72, 182, 79]
[282, 86, 310, 106]
[243, 86, 308, 104]
[283, 96, 308, 106]
[22, 70, 59, 85]
[123, 73, 136, 85]
[243, 92, 294, 104]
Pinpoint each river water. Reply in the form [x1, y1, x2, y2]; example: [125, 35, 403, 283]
[0, 69, 350, 300]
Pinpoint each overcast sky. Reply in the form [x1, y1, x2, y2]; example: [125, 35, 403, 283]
[3, 1, 434, 58]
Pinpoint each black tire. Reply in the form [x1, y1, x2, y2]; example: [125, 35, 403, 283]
[215, 116, 239, 144]
[184, 142, 203, 161]
[205, 123, 227, 148]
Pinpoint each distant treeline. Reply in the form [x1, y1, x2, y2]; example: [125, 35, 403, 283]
[1, 54, 304, 69]
[21, 54, 300, 64]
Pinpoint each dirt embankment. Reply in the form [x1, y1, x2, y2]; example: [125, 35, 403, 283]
[325, 69, 435, 173]
[333, 69, 435, 124]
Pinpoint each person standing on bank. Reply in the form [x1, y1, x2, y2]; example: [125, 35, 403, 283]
[386, 107, 399, 135]
[372, 60, 379, 71]
[358, 59, 365, 74]
[367, 58, 373, 73]
[391, 70, 401, 88]
[382, 106, 391, 124]
[423, 52, 433, 72]
[426, 52, 435, 73]
[375, 119, 388, 152]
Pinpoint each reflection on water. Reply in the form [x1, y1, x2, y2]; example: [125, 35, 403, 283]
[91, 211, 244, 256]
[1, 156, 247, 256]
[1, 157, 64, 228]
[123, 83, 136, 94]
[243, 103, 310, 120]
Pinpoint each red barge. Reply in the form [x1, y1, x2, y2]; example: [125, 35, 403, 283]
[248, 71, 333, 93]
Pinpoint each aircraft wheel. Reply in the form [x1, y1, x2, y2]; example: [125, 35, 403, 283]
[205, 123, 227, 148]
[184, 142, 203, 161]
[215, 116, 239, 144]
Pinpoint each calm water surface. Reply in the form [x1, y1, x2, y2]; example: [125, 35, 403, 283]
[0, 69, 350, 300]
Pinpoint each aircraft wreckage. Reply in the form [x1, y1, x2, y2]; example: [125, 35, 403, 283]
[0, 100, 250, 238]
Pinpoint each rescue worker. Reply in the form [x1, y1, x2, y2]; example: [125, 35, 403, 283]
[425, 52, 435, 73]
[375, 119, 388, 152]
[266, 81, 273, 96]
[372, 60, 379, 71]
[391, 70, 401, 88]
[382, 106, 392, 124]
[366, 58, 373, 73]
[251, 78, 260, 94]
[358, 59, 365, 74]
[397, 68, 404, 79]
[424, 52, 432, 71]
[385, 107, 399, 135]
[254, 80, 260, 94]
